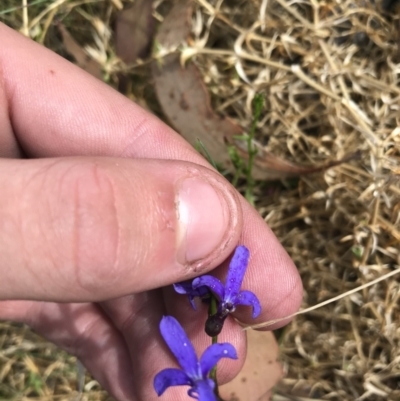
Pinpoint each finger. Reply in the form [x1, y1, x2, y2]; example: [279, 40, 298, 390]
[236, 213, 303, 329]
[101, 293, 167, 400]
[0, 300, 136, 400]
[0, 22, 192, 160]
[0, 157, 241, 301]
[0, 24, 302, 323]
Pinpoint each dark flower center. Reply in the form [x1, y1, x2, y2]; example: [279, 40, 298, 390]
[205, 314, 227, 337]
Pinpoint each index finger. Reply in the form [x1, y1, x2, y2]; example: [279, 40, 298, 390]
[0, 23, 302, 326]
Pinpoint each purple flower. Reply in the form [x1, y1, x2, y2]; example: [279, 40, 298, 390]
[173, 280, 210, 310]
[192, 245, 261, 319]
[154, 316, 237, 401]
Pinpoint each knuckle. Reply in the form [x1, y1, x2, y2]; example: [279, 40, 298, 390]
[68, 313, 105, 357]
[60, 161, 122, 295]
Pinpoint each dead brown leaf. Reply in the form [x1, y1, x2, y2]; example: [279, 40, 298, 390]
[57, 23, 102, 80]
[152, 0, 351, 180]
[153, 54, 240, 171]
[152, 0, 193, 48]
[152, 0, 236, 172]
[115, 0, 155, 93]
[220, 331, 283, 401]
[115, 0, 155, 64]
[235, 144, 361, 180]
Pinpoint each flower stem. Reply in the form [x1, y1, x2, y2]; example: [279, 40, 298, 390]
[208, 295, 220, 397]
[245, 93, 263, 206]
[210, 295, 218, 344]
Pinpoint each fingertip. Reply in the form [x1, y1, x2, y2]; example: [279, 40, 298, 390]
[233, 203, 303, 329]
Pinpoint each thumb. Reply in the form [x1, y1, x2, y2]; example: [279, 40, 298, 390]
[0, 157, 241, 301]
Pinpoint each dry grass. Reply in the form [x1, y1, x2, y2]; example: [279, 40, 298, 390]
[0, 322, 109, 400]
[1, 0, 400, 400]
[187, 1, 400, 399]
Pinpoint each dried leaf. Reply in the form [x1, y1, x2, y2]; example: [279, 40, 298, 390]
[152, 0, 236, 170]
[153, 0, 193, 49]
[115, 0, 155, 63]
[153, 54, 239, 170]
[57, 23, 102, 80]
[219, 331, 283, 401]
[115, 0, 155, 93]
[235, 142, 361, 180]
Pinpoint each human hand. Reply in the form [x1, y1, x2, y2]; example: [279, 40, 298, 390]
[0, 23, 302, 400]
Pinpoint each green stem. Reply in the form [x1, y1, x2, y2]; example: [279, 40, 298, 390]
[208, 295, 219, 396]
[231, 168, 241, 188]
[245, 94, 264, 205]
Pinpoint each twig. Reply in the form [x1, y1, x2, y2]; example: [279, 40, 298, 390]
[244, 265, 400, 330]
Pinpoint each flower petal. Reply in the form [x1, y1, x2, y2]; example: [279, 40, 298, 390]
[196, 285, 212, 298]
[236, 290, 262, 318]
[173, 281, 193, 295]
[188, 379, 217, 401]
[199, 343, 238, 377]
[153, 368, 191, 396]
[173, 282, 198, 310]
[224, 246, 250, 301]
[159, 316, 198, 377]
[174, 281, 211, 310]
[188, 296, 197, 310]
[193, 276, 225, 300]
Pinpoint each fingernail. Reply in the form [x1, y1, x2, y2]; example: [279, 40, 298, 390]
[176, 177, 232, 265]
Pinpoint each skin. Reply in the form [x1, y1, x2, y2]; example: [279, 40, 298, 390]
[0, 23, 303, 400]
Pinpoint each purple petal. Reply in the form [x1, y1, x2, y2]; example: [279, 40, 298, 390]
[189, 379, 216, 401]
[196, 285, 212, 298]
[224, 246, 249, 301]
[199, 343, 238, 377]
[193, 276, 225, 300]
[236, 290, 261, 318]
[188, 296, 197, 310]
[173, 281, 193, 295]
[173, 281, 211, 310]
[153, 368, 191, 396]
[173, 282, 197, 310]
[159, 316, 198, 377]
